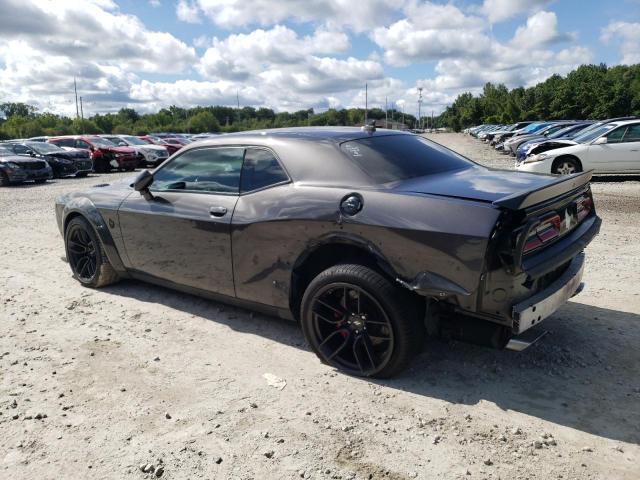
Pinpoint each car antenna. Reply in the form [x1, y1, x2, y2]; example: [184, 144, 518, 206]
[361, 119, 376, 133]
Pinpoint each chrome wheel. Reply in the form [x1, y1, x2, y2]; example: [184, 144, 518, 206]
[309, 283, 394, 376]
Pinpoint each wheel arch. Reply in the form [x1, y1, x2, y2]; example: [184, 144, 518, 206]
[61, 199, 127, 274]
[289, 235, 419, 320]
[552, 154, 583, 173]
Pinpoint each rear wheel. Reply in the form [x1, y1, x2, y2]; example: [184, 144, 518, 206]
[552, 157, 581, 175]
[300, 264, 424, 378]
[65, 216, 119, 288]
[76, 171, 88, 178]
[0, 172, 9, 186]
[34, 179, 47, 184]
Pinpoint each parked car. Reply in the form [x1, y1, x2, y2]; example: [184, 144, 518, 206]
[516, 120, 640, 174]
[101, 135, 169, 168]
[56, 127, 600, 377]
[504, 122, 578, 155]
[139, 135, 182, 155]
[516, 122, 595, 161]
[492, 122, 546, 147]
[48, 136, 138, 173]
[6, 141, 93, 178]
[0, 144, 52, 185]
[484, 122, 535, 143]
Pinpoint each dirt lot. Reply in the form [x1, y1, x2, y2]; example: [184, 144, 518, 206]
[1, 133, 639, 480]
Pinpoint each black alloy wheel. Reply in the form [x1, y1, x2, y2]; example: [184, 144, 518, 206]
[309, 283, 394, 376]
[66, 223, 98, 282]
[301, 264, 424, 378]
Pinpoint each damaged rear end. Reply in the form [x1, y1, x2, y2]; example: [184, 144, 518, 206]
[430, 170, 600, 349]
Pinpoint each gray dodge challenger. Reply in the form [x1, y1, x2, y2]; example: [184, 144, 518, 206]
[55, 127, 601, 377]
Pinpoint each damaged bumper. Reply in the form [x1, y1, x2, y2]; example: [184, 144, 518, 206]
[512, 252, 585, 334]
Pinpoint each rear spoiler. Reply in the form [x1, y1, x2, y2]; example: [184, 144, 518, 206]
[493, 170, 593, 210]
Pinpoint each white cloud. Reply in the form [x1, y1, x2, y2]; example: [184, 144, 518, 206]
[601, 21, 640, 65]
[176, 0, 201, 23]
[371, 2, 490, 66]
[480, 0, 553, 24]
[510, 11, 572, 47]
[178, 0, 398, 32]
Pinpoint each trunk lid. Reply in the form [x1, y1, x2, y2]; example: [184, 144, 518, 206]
[392, 166, 583, 207]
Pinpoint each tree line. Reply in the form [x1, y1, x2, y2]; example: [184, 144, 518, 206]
[0, 101, 417, 140]
[439, 64, 640, 131]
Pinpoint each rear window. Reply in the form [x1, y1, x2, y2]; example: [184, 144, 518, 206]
[341, 135, 472, 184]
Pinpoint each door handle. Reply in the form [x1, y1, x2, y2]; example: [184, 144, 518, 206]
[209, 206, 227, 217]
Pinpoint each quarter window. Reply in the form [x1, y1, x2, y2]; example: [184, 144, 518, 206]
[152, 147, 244, 194]
[52, 138, 75, 148]
[241, 148, 289, 192]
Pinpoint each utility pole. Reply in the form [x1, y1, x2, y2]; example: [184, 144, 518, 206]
[364, 83, 368, 124]
[402, 103, 405, 127]
[74, 77, 79, 120]
[432, 110, 434, 132]
[236, 90, 240, 110]
[417, 87, 423, 131]
[79, 96, 85, 134]
[385, 96, 388, 129]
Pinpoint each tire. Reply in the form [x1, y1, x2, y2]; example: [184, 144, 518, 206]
[300, 264, 424, 378]
[34, 179, 47, 184]
[76, 171, 89, 178]
[0, 171, 9, 186]
[94, 158, 108, 174]
[552, 156, 581, 175]
[64, 216, 119, 288]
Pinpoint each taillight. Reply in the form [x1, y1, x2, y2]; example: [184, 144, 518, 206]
[576, 195, 593, 222]
[523, 213, 561, 254]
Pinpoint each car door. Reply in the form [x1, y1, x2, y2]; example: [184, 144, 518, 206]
[587, 126, 627, 172]
[617, 124, 640, 172]
[117, 146, 244, 297]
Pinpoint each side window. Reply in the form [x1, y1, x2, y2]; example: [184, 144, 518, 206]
[53, 138, 74, 148]
[152, 147, 244, 194]
[622, 124, 640, 142]
[12, 144, 30, 154]
[241, 148, 289, 193]
[606, 127, 626, 144]
[75, 140, 90, 149]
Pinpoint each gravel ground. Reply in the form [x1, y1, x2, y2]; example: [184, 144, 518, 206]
[1, 133, 639, 480]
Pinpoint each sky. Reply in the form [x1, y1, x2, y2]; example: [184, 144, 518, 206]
[0, 0, 639, 118]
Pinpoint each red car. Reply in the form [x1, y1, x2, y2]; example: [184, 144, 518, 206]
[48, 136, 139, 173]
[139, 135, 181, 155]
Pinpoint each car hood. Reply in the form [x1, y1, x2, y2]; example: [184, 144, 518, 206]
[528, 139, 577, 152]
[392, 166, 558, 204]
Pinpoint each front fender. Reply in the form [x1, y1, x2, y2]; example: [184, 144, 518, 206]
[58, 195, 127, 274]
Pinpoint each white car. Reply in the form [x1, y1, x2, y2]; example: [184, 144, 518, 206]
[516, 120, 640, 175]
[102, 135, 170, 168]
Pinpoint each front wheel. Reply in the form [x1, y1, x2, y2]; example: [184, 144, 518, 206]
[300, 264, 424, 378]
[76, 171, 89, 178]
[552, 157, 581, 175]
[34, 179, 47, 184]
[65, 216, 119, 288]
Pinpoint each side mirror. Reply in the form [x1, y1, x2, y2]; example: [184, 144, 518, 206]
[118, 141, 127, 146]
[592, 136, 607, 145]
[133, 170, 154, 200]
[29, 150, 36, 157]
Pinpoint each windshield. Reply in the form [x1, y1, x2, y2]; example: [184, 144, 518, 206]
[522, 123, 550, 134]
[0, 145, 13, 156]
[26, 142, 64, 154]
[341, 135, 473, 184]
[87, 136, 117, 147]
[573, 124, 618, 143]
[547, 124, 589, 139]
[121, 135, 147, 145]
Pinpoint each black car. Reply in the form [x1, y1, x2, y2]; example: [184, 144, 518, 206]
[55, 127, 600, 377]
[0, 144, 53, 185]
[7, 141, 93, 178]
